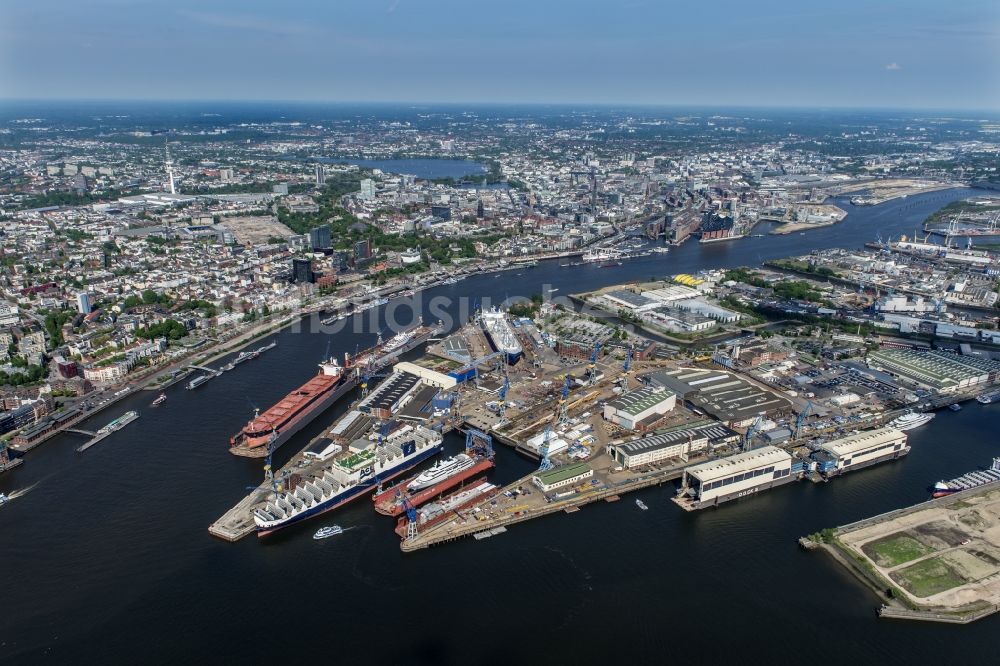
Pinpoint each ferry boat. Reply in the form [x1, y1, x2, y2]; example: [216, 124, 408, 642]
[252, 424, 444, 536]
[186, 374, 213, 390]
[313, 525, 343, 539]
[480, 309, 523, 364]
[976, 388, 1000, 404]
[930, 458, 1000, 498]
[582, 248, 623, 263]
[407, 453, 477, 492]
[888, 411, 935, 431]
[151, 393, 166, 407]
[77, 410, 140, 452]
[229, 357, 359, 458]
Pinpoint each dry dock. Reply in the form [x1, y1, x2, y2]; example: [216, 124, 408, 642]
[812, 482, 1000, 623]
[400, 453, 689, 552]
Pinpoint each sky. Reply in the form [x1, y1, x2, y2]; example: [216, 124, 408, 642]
[1, 0, 998, 109]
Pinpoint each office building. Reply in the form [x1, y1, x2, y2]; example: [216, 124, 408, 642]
[309, 225, 331, 251]
[292, 258, 314, 284]
[315, 164, 326, 186]
[76, 292, 91, 315]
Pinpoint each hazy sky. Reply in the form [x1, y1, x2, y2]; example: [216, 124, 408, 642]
[1, 0, 998, 109]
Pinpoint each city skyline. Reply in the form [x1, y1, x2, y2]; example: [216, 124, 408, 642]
[1, 0, 999, 110]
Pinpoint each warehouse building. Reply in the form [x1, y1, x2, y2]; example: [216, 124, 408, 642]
[677, 446, 795, 509]
[607, 421, 739, 469]
[648, 368, 794, 427]
[866, 349, 1000, 393]
[815, 427, 909, 475]
[358, 370, 422, 420]
[601, 289, 660, 313]
[532, 462, 593, 492]
[603, 385, 676, 430]
[393, 361, 457, 390]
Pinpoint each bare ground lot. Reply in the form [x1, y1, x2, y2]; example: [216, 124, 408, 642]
[837, 487, 1000, 611]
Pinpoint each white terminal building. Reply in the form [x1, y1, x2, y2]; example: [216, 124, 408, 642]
[607, 421, 740, 469]
[816, 427, 909, 475]
[677, 446, 795, 509]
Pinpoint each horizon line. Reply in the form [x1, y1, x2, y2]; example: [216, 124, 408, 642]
[1, 97, 999, 115]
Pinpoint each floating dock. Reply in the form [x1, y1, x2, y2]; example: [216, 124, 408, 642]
[373, 457, 495, 516]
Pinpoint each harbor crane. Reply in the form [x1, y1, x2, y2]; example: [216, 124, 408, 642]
[401, 495, 418, 540]
[538, 425, 555, 472]
[587, 342, 602, 386]
[556, 374, 573, 425]
[744, 415, 764, 451]
[465, 428, 495, 459]
[496, 373, 510, 427]
[794, 401, 814, 440]
[621, 346, 634, 394]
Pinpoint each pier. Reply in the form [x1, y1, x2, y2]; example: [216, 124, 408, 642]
[208, 485, 271, 541]
[63, 428, 97, 437]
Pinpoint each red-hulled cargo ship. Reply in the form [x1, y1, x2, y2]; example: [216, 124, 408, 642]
[393, 480, 498, 539]
[372, 454, 495, 516]
[229, 358, 358, 458]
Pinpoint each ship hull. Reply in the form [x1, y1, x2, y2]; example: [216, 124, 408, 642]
[230, 375, 359, 458]
[256, 442, 444, 536]
[373, 457, 495, 516]
[393, 482, 497, 539]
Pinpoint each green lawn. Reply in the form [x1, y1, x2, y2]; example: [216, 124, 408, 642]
[862, 533, 934, 568]
[891, 557, 967, 598]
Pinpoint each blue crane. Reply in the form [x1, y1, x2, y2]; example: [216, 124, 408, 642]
[587, 342, 602, 386]
[538, 425, 554, 472]
[401, 495, 419, 540]
[556, 374, 572, 425]
[621, 346, 634, 394]
[794, 401, 813, 440]
[465, 428, 495, 459]
[744, 415, 763, 451]
[496, 373, 510, 426]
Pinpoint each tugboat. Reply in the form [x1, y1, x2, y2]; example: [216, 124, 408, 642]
[313, 525, 344, 540]
[151, 393, 166, 407]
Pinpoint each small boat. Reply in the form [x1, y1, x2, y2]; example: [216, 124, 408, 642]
[948, 403, 961, 412]
[151, 393, 166, 407]
[0, 493, 9, 507]
[313, 525, 344, 540]
[635, 499, 648, 510]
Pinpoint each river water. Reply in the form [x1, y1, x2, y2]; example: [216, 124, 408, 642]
[2, 187, 999, 664]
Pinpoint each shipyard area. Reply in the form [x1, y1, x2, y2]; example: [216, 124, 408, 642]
[208, 268, 1000, 576]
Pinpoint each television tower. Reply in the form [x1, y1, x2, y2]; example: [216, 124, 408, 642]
[165, 139, 176, 194]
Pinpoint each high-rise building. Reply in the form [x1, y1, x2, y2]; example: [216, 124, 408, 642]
[359, 178, 376, 200]
[477, 200, 485, 219]
[309, 225, 331, 251]
[76, 292, 91, 315]
[315, 164, 326, 186]
[354, 238, 372, 261]
[292, 258, 314, 284]
[431, 205, 451, 221]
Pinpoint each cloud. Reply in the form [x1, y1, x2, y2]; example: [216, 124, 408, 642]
[885, 62, 902, 70]
[387, 0, 401, 14]
[177, 10, 315, 36]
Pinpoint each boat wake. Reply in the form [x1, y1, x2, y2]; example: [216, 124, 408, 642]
[6, 481, 40, 499]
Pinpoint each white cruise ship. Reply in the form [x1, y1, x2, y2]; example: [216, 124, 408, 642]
[889, 411, 935, 431]
[480, 309, 523, 364]
[407, 453, 477, 491]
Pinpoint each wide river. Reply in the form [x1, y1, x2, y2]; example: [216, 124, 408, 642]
[2, 187, 999, 664]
